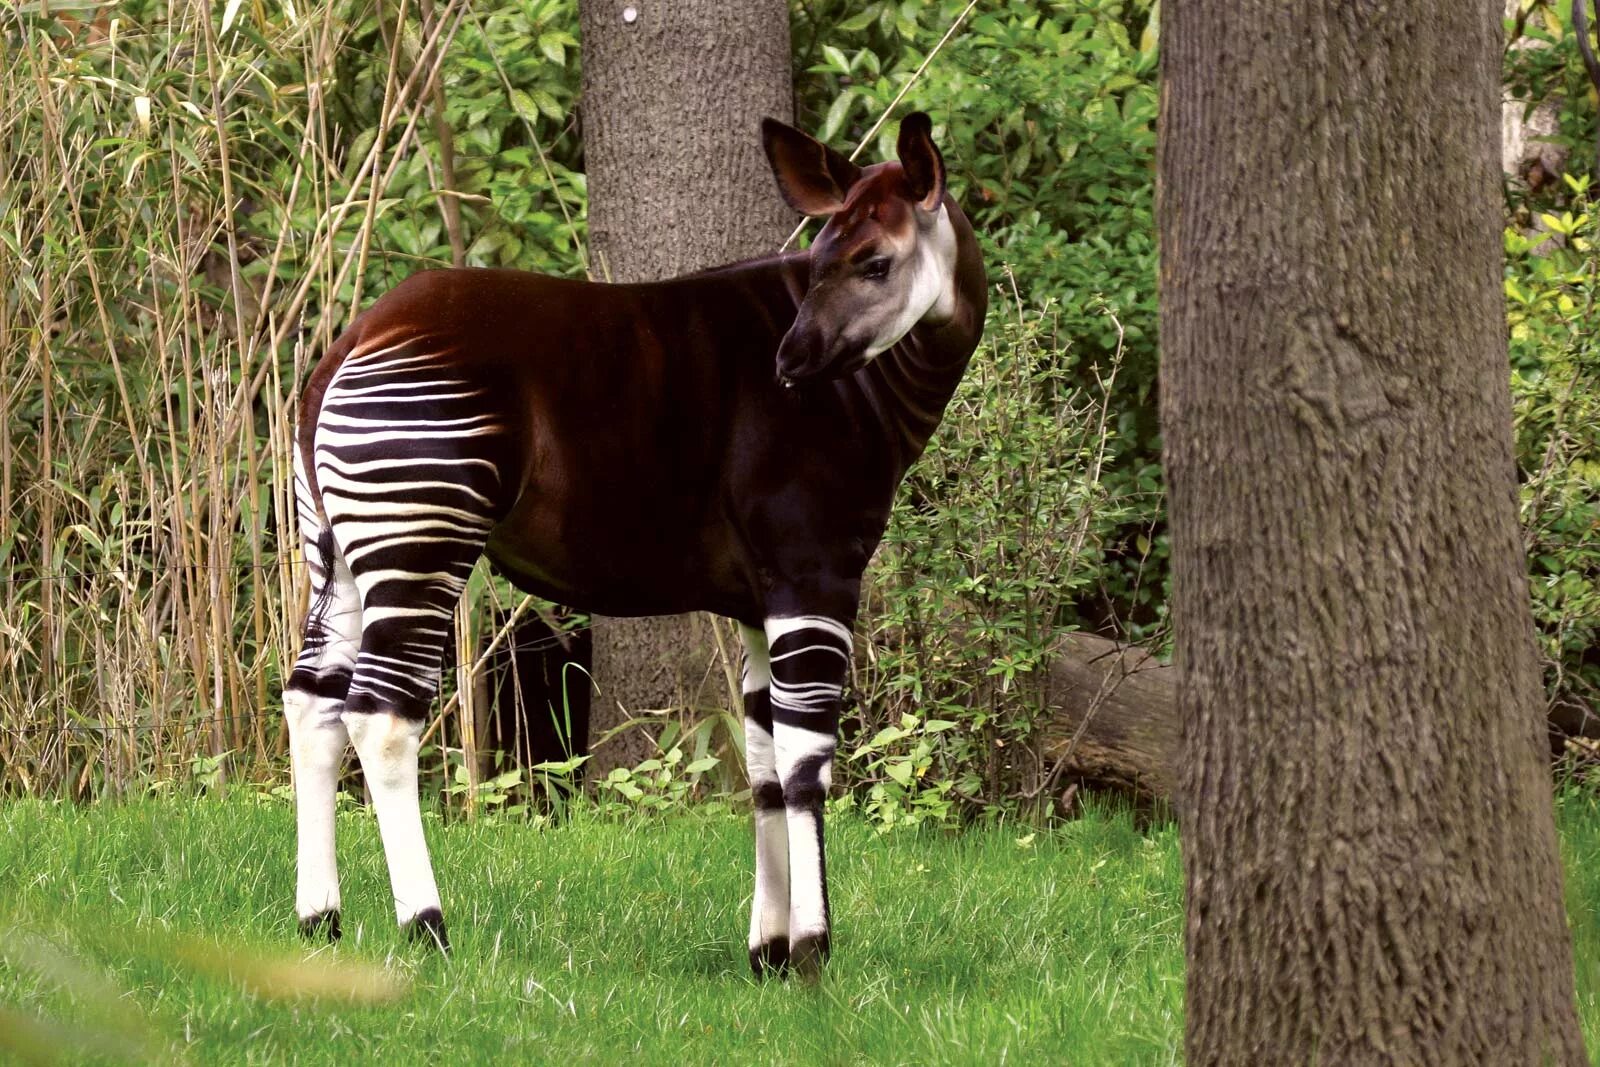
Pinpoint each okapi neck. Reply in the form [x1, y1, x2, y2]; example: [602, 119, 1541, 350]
[867, 204, 988, 464]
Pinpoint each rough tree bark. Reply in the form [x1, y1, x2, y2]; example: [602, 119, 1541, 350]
[578, 0, 792, 773]
[1159, 2, 1588, 1063]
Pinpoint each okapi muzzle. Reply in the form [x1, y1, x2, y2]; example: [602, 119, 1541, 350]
[775, 300, 862, 386]
[764, 111, 957, 387]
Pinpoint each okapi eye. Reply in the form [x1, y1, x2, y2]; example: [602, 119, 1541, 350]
[862, 257, 892, 280]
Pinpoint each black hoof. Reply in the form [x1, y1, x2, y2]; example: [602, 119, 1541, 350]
[404, 907, 450, 953]
[298, 910, 342, 942]
[749, 936, 790, 980]
[789, 932, 830, 980]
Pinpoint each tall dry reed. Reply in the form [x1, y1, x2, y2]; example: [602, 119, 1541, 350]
[0, 0, 520, 799]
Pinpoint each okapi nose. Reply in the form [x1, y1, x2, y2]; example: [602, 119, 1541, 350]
[776, 325, 824, 385]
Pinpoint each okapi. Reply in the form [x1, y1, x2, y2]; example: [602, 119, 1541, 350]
[284, 112, 987, 977]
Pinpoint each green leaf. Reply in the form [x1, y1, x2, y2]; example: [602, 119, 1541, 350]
[866, 725, 908, 749]
[838, 8, 879, 32]
[509, 89, 540, 124]
[819, 90, 855, 143]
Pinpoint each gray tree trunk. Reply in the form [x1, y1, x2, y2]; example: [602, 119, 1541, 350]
[578, 0, 792, 774]
[1159, 2, 1587, 1063]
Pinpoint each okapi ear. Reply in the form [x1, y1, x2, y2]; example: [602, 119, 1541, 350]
[896, 112, 946, 213]
[761, 117, 862, 217]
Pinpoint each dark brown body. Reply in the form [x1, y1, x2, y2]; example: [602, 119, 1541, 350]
[301, 200, 986, 627]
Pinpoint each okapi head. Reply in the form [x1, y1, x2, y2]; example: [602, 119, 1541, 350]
[761, 111, 960, 386]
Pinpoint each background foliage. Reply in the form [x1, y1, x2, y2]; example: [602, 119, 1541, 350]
[2, 0, 1595, 820]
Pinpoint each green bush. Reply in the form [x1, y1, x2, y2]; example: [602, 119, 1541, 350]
[322, 0, 587, 283]
[795, 0, 1169, 653]
[1506, 179, 1600, 714]
[840, 292, 1143, 825]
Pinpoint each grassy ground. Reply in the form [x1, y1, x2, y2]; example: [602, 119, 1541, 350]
[0, 798, 1183, 1065]
[4, 792, 1600, 1065]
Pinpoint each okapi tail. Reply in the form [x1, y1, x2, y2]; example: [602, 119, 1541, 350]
[295, 323, 364, 517]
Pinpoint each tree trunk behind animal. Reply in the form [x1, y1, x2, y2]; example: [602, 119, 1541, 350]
[1159, 2, 1587, 1063]
[578, 0, 792, 774]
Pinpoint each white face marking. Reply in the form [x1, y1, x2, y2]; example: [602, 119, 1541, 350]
[862, 205, 960, 358]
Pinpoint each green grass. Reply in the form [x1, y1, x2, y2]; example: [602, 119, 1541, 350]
[0, 798, 1184, 1065]
[7, 791, 1600, 1065]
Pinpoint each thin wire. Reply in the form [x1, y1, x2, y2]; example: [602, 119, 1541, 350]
[780, 0, 982, 252]
[1576, 0, 1600, 179]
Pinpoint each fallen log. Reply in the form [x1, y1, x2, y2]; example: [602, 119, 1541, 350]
[1035, 633, 1598, 804]
[1037, 632, 1179, 802]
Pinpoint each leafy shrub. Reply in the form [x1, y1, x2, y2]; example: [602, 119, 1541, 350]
[841, 291, 1142, 826]
[324, 0, 587, 283]
[1506, 177, 1600, 715]
[794, 0, 1168, 650]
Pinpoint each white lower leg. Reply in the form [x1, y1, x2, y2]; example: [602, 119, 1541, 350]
[746, 721, 790, 952]
[286, 689, 348, 920]
[740, 625, 790, 954]
[774, 721, 834, 946]
[345, 712, 441, 924]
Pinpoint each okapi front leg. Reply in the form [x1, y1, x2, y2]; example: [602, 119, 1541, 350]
[740, 624, 790, 976]
[765, 614, 850, 978]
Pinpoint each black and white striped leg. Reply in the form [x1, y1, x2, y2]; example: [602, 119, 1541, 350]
[338, 529, 487, 953]
[316, 353, 506, 950]
[285, 452, 359, 939]
[766, 614, 850, 978]
[741, 624, 791, 977]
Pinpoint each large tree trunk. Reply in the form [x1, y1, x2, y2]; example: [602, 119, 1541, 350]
[1159, 3, 1587, 1063]
[578, 0, 791, 774]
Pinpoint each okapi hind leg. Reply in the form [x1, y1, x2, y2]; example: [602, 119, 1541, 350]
[740, 624, 791, 977]
[284, 529, 361, 940]
[344, 708, 448, 950]
[765, 613, 851, 979]
[333, 477, 499, 953]
[340, 549, 488, 953]
[315, 340, 509, 951]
